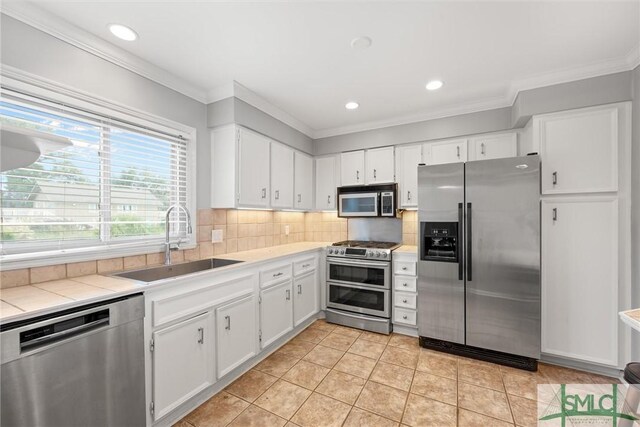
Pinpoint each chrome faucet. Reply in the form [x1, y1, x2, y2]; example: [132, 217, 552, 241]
[165, 204, 193, 265]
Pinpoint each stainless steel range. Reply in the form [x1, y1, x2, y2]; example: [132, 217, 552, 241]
[325, 240, 400, 334]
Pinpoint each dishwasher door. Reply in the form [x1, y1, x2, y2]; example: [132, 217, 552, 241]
[0, 294, 145, 427]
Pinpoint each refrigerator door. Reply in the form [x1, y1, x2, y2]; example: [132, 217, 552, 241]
[417, 163, 465, 344]
[464, 156, 540, 358]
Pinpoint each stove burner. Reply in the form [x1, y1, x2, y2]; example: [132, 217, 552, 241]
[331, 240, 400, 249]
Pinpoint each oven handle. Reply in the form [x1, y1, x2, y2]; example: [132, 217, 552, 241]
[325, 308, 390, 324]
[327, 281, 391, 293]
[326, 257, 391, 268]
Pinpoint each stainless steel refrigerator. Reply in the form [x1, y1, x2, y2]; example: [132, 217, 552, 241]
[417, 155, 540, 369]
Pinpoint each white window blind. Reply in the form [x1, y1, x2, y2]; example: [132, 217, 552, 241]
[0, 89, 190, 258]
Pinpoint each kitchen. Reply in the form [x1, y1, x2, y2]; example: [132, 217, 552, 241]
[0, 1, 639, 426]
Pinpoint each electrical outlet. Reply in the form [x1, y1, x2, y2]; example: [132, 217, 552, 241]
[211, 229, 223, 243]
[285, 225, 290, 236]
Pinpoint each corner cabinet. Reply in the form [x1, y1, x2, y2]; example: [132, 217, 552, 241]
[151, 312, 214, 421]
[395, 144, 422, 208]
[423, 138, 467, 165]
[541, 197, 619, 367]
[315, 155, 338, 210]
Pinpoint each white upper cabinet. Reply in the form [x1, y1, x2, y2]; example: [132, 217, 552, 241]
[315, 156, 337, 210]
[541, 197, 619, 367]
[294, 151, 313, 210]
[239, 129, 271, 207]
[395, 144, 422, 208]
[271, 142, 294, 208]
[536, 105, 619, 195]
[424, 138, 468, 165]
[468, 133, 517, 161]
[340, 150, 365, 186]
[365, 146, 395, 184]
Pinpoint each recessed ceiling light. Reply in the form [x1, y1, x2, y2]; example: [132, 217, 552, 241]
[426, 80, 444, 91]
[108, 24, 138, 41]
[345, 101, 359, 110]
[351, 36, 372, 50]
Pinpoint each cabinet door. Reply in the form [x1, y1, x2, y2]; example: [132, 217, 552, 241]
[152, 312, 214, 420]
[271, 142, 294, 208]
[260, 280, 293, 348]
[396, 145, 422, 207]
[538, 106, 618, 194]
[238, 130, 270, 207]
[315, 156, 337, 210]
[216, 295, 257, 378]
[340, 151, 365, 186]
[469, 133, 517, 161]
[294, 271, 318, 326]
[424, 139, 467, 165]
[294, 151, 313, 210]
[365, 147, 395, 184]
[541, 197, 618, 367]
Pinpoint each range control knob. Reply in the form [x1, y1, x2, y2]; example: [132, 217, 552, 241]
[376, 252, 381, 258]
[339, 249, 345, 255]
[382, 252, 388, 258]
[367, 251, 373, 258]
[328, 248, 334, 254]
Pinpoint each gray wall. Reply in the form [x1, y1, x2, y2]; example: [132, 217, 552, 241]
[632, 65, 640, 360]
[207, 97, 313, 154]
[314, 71, 635, 155]
[0, 15, 211, 208]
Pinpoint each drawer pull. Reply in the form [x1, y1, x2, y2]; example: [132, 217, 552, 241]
[402, 299, 408, 303]
[403, 315, 408, 320]
[402, 267, 407, 271]
[273, 272, 283, 278]
[302, 263, 310, 268]
[402, 283, 408, 287]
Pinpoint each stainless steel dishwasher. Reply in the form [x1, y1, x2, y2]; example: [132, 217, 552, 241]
[1, 294, 146, 427]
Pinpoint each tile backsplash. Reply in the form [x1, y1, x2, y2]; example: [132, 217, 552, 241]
[0, 209, 418, 288]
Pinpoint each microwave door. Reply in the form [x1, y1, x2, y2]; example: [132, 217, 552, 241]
[339, 193, 379, 217]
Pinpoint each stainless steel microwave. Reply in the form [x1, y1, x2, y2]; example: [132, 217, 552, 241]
[337, 184, 397, 218]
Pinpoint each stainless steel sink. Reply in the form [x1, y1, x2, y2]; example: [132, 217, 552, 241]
[112, 258, 243, 283]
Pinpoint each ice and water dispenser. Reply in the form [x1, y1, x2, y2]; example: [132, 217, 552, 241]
[420, 222, 459, 262]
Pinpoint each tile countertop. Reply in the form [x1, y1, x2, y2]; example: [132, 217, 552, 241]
[619, 309, 640, 333]
[394, 245, 418, 254]
[0, 242, 329, 325]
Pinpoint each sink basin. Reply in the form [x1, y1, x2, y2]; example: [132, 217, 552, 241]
[113, 258, 243, 283]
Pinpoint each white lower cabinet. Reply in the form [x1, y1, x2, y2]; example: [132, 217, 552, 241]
[151, 312, 214, 421]
[392, 252, 419, 331]
[216, 294, 257, 378]
[541, 197, 619, 367]
[293, 271, 318, 326]
[260, 280, 294, 348]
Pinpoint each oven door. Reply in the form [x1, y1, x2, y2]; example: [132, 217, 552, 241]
[326, 258, 390, 289]
[327, 282, 390, 318]
[338, 192, 379, 217]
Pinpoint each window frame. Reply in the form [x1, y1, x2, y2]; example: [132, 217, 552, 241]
[0, 73, 197, 270]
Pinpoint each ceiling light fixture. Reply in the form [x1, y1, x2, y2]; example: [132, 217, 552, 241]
[345, 101, 359, 110]
[108, 24, 138, 41]
[351, 36, 372, 50]
[426, 80, 444, 91]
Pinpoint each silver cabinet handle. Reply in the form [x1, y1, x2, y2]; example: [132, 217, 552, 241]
[261, 188, 266, 199]
[327, 195, 331, 205]
[224, 315, 231, 330]
[480, 142, 485, 155]
[402, 266, 408, 271]
[285, 289, 291, 300]
[374, 169, 377, 179]
[552, 208, 557, 221]
[552, 171, 558, 185]
[273, 272, 283, 278]
[457, 146, 460, 158]
[402, 299, 408, 303]
[197, 327, 204, 344]
[356, 170, 360, 181]
[275, 190, 280, 200]
[298, 284, 302, 294]
[402, 315, 408, 320]
[298, 194, 301, 203]
[302, 263, 310, 268]
[407, 190, 411, 201]
[402, 282, 408, 287]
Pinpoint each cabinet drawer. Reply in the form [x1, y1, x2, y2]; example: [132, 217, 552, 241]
[394, 292, 417, 309]
[394, 261, 416, 276]
[260, 263, 292, 288]
[394, 308, 417, 326]
[394, 276, 416, 292]
[294, 257, 317, 277]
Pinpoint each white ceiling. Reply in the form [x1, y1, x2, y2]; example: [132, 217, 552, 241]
[7, 1, 640, 137]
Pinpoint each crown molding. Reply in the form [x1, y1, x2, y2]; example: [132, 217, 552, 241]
[0, 2, 209, 103]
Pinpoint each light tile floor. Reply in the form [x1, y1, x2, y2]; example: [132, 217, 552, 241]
[175, 319, 620, 427]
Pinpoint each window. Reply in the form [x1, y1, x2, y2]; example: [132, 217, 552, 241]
[0, 88, 193, 262]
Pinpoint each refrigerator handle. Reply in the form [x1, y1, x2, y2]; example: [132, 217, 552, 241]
[467, 202, 472, 281]
[458, 202, 464, 281]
